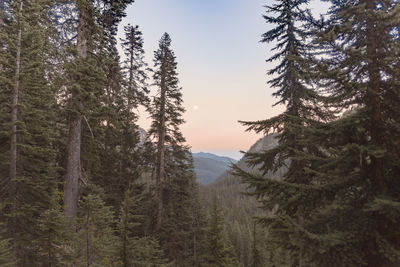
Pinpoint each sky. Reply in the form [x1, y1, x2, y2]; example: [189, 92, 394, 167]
[119, 0, 327, 160]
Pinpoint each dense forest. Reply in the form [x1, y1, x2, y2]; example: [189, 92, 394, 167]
[0, 0, 399, 266]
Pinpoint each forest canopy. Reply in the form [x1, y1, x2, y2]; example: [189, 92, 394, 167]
[0, 0, 399, 266]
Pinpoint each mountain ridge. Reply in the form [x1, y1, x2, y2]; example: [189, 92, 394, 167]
[192, 152, 237, 185]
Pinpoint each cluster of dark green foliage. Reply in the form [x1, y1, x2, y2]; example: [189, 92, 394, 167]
[234, 0, 400, 266]
[0, 1, 234, 266]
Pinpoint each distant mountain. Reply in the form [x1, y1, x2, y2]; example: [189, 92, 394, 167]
[193, 152, 236, 164]
[192, 152, 237, 185]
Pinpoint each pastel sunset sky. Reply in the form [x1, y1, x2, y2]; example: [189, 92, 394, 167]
[119, 0, 327, 159]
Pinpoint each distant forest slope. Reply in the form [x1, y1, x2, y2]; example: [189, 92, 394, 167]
[200, 134, 284, 266]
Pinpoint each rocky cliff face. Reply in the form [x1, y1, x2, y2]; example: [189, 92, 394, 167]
[248, 134, 279, 154]
[214, 133, 281, 183]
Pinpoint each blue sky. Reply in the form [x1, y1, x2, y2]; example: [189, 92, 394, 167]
[119, 0, 328, 159]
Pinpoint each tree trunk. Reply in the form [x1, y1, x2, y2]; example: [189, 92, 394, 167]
[10, 0, 22, 186]
[64, 3, 89, 219]
[365, 0, 386, 266]
[156, 56, 167, 230]
[366, 0, 384, 193]
[10, 0, 23, 259]
[128, 42, 135, 113]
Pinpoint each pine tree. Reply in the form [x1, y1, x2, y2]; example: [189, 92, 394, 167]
[0, 0, 65, 264]
[160, 163, 199, 266]
[73, 188, 118, 266]
[117, 189, 145, 266]
[191, 190, 210, 267]
[35, 191, 70, 266]
[89, 24, 150, 212]
[85, 43, 146, 212]
[148, 32, 187, 229]
[63, 0, 135, 220]
[250, 222, 265, 267]
[127, 237, 170, 267]
[293, 0, 400, 265]
[206, 197, 238, 267]
[234, 0, 331, 264]
[117, 190, 168, 266]
[148, 33, 205, 265]
[63, 0, 91, 219]
[121, 24, 149, 113]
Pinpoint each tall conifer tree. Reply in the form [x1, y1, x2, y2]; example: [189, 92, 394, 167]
[121, 24, 149, 113]
[148, 33, 203, 265]
[206, 197, 238, 267]
[63, 0, 134, 219]
[250, 222, 266, 267]
[117, 189, 168, 266]
[73, 191, 117, 266]
[63, 0, 91, 219]
[0, 0, 65, 264]
[148, 32, 186, 229]
[234, 0, 331, 264]
[295, 1, 400, 265]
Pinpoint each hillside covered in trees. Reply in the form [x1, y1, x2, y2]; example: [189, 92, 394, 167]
[0, 0, 400, 266]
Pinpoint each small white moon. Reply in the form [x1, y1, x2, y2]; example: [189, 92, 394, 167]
[193, 105, 199, 111]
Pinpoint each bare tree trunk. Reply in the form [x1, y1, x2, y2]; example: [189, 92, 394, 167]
[10, 0, 23, 259]
[156, 59, 167, 230]
[64, 3, 89, 219]
[10, 0, 22, 191]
